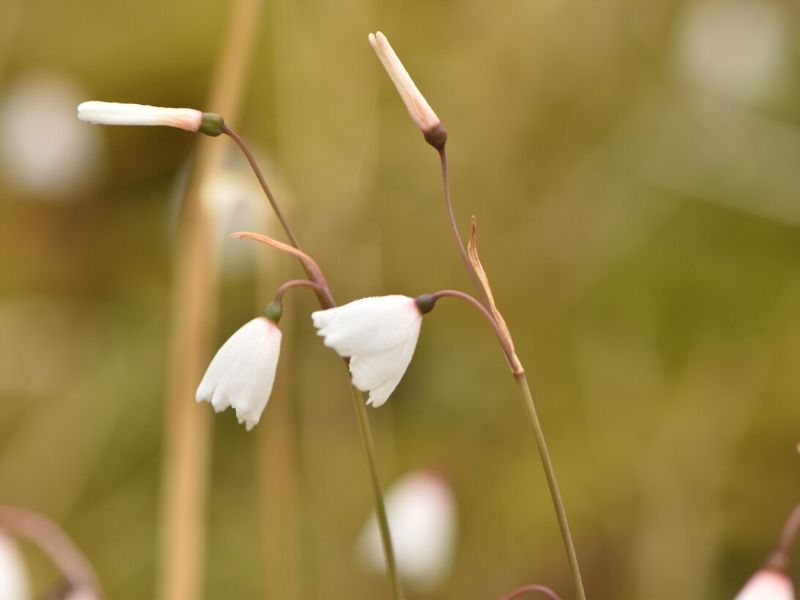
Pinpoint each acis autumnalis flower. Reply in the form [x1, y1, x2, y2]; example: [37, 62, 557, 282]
[312, 295, 423, 407]
[196, 316, 282, 431]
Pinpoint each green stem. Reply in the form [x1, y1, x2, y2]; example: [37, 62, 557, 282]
[347, 377, 403, 600]
[515, 373, 586, 600]
[225, 131, 402, 596]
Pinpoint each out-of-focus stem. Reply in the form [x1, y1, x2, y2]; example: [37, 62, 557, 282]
[498, 584, 562, 600]
[766, 502, 800, 571]
[0, 505, 103, 597]
[157, 1, 262, 599]
[515, 373, 586, 600]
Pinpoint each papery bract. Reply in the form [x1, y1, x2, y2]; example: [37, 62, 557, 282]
[196, 317, 281, 431]
[312, 295, 422, 407]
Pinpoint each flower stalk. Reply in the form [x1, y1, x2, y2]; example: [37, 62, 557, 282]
[515, 374, 586, 600]
[227, 173, 402, 595]
[348, 379, 403, 599]
[369, 30, 586, 600]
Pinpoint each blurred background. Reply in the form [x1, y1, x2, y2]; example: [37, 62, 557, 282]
[0, 0, 799, 598]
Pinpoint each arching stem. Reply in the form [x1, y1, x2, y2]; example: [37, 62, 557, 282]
[273, 279, 326, 304]
[222, 125, 301, 249]
[424, 289, 521, 375]
[498, 584, 563, 600]
[0, 505, 103, 598]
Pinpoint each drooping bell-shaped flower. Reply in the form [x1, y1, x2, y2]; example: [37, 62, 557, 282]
[77, 101, 224, 135]
[734, 569, 794, 600]
[312, 295, 423, 407]
[196, 312, 282, 431]
[356, 471, 458, 593]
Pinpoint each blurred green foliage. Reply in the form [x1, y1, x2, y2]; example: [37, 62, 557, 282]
[0, 0, 799, 598]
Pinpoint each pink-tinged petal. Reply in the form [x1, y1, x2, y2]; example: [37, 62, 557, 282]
[368, 32, 441, 134]
[734, 570, 794, 600]
[77, 101, 202, 131]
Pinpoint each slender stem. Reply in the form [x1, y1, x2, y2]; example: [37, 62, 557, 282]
[498, 584, 562, 600]
[515, 373, 586, 600]
[227, 124, 402, 599]
[427, 289, 520, 374]
[767, 502, 800, 571]
[347, 377, 403, 600]
[223, 125, 302, 249]
[273, 279, 326, 304]
[776, 503, 800, 557]
[437, 147, 492, 309]
[0, 505, 103, 597]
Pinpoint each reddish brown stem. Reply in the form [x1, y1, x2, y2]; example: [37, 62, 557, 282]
[273, 279, 326, 304]
[437, 147, 492, 310]
[0, 505, 103, 598]
[222, 125, 301, 249]
[427, 289, 518, 372]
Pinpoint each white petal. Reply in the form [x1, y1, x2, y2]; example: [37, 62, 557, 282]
[735, 570, 794, 600]
[356, 472, 457, 593]
[0, 533, 30, 600]
[313, 295, 419, 355]
[312, 296, 422, 406]
[196, 317, 281, 430]
[77, 101, 202, 131]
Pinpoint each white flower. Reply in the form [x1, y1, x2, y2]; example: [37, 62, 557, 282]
[368, 32, 442, 136]
[356, 471, 457, 593]
[77, 101, 203, 132]
[312, 295, 423, 407]
[0, 532, 30, 600]
[0, 72, 104, 199]
[735, 569, 794, 600]
[196, 317, 282, 431]
[674, 0, 788, 103]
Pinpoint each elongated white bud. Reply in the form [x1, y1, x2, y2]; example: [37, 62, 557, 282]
[368, 32, 446, 148]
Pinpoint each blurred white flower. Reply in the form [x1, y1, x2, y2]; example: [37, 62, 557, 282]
[64, 589, 100, 600]
[368, 32, 443, 138]
[77, 101, 203, 131]
[196, 316, 282, 431]
[356, 471, 457, 593]
[734, 569, 794, 600]
[674, 0, 788, 103]
[312, 295, 423, 407]
[0, 532, 30, 600]
[0, 72, 103, 199]
[199, 152, 273, 279]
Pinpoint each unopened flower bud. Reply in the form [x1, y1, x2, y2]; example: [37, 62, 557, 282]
[368, 32, 447, 149]
[77, 101, 204, 133]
